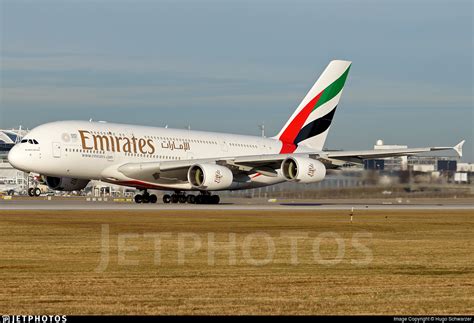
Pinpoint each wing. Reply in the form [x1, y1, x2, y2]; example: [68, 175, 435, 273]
[115, 153, 304, 184]
[105, 140, 464, 187]
[322, 140, 465, 165]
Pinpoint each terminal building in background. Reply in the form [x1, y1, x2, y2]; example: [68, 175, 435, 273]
[363, 139, 471, 184]
[0, 128, 28, 157]
[0, 128, 29, 195]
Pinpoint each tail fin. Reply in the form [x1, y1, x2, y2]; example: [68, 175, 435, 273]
[275, 60, 351, 153]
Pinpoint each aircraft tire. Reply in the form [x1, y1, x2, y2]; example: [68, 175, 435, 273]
[211, 195, 220, 204]
[195, 195, 202, 204]
[171, 194, 179, 203]
[187, 195, 195, 204]
[134, 194, 143, 203]
[163, 194, 171, 204]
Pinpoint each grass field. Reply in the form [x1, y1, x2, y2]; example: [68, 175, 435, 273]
[0, 209, 473, 315]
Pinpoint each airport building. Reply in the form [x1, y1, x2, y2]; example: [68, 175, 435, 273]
[0, 128, 28, 158]
[363, 139, 471, 184]
[0, 128, 30, 195]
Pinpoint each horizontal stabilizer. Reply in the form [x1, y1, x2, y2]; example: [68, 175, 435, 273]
[453, 140, 465, 157]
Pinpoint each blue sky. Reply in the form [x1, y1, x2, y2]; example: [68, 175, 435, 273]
[1, 0, 473, 160]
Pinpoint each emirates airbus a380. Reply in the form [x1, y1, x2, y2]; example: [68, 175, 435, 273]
[8, 60, 465, 204]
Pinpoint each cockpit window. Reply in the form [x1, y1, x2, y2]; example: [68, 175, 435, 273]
[21, 138, 39, 144]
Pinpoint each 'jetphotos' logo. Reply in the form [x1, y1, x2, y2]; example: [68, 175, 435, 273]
[95, 224, 373, 272]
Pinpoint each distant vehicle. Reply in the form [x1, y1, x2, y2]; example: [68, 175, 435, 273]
[7, 60, 465, 205]
[27, 184, 50, 197]
[0, 179, 25, 196]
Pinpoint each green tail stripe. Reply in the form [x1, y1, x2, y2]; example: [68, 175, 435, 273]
[313, 65, 351, 111]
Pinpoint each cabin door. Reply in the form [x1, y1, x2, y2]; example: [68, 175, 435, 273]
[52, 142, 61, 158]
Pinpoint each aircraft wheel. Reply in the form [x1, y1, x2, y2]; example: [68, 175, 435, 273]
[142, 194, 150, 203]
[178, 195, 187, 203]
[195, 195, 202, 204]
[34, 188, 41, 197]
[134, 194, 143, 204]
[187, 195, 195, 204]
[7, 190, 15, 196]
[171, 194, 179, 203]
[163, 194, 171, 204]
[28, 188, 34, 197]
[211, 195, 220, 204]
[149, 194, 157, 204]
[201, 195, 211, 204]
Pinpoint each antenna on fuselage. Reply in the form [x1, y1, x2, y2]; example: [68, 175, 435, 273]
[258, 122, 266, 138]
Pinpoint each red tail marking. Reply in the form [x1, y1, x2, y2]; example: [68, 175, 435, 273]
[278, 92, 323, 145]
[278, 91, 323, 154]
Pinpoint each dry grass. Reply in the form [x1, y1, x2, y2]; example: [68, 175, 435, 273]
[0, 209, 473, 315]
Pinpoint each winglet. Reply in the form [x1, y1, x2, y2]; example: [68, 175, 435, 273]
[454, 140, 465, 157]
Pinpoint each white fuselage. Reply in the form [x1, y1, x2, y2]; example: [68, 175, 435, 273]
[8, 121, 314, 191]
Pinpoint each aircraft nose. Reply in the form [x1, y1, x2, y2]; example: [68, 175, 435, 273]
[8, 145, 26, 171]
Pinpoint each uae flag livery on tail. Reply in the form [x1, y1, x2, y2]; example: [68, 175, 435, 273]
[275, 60, 351, 153]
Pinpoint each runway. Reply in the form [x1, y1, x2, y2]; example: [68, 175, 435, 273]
[1, 197, 473, 210]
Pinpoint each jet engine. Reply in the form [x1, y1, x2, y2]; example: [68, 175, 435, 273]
[188, 164, 234, 190]
[281, 157, 326, 183]
[44, 176, 90, 191]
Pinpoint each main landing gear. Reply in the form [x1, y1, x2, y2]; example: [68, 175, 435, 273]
[162, 191, 220, 204]
[134, 190, 158, 204]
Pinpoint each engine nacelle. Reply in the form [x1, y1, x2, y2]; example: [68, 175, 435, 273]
[187, 164, 234, 190]
[281, 157, 326, 183]
[44, 176, 90, 191]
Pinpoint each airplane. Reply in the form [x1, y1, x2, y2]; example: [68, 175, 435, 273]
[7, 60, 465, 204]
